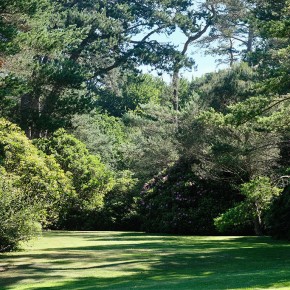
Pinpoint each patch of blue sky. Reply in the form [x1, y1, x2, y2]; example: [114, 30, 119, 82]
[136, 27, 228, 82]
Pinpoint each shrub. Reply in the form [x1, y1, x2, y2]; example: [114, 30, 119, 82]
[139, 159, 242, 235]
[0, 169, 42, 252]
[214, 177, 282, 235]
[267, 185, 290, 240]
[102, 170, 141, 231]
[0, 118, 74, 250]
[36, 129, 114, 229]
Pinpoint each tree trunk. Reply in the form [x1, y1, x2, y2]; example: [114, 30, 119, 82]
[253, 202, 263, 236]
[253, 216, 263, 236]
[229, 38, 234, 67]
[20, 93, 41, 139]
[247, 25, 254, 53]
[172, 68, 179, 112]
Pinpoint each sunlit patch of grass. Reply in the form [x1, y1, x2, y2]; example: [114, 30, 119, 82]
[1, 231, 290, 289]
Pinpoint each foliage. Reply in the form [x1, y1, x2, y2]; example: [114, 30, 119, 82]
[35, 129, 114, 229]
[215, 177, 282, 235]
[96, 73, 169, 117]
[0, 168, 41, 252]
[179, 107, 281, 183]
[0, 0, 221, 137]
[267, 185, 290, 240]
[0, 0, 38, 56]
[0, 118, 74, 250]
[139, 158, 242, 235]
[1, 0, 290, 241]
[102, 170, 141, 231]
[191, 63, 256, 112]
[122, 103, 179, 181]
[71, 112, 127, 169]
[197, 0, 258, 65]
[0, 118, 74, 224]
[248, 0, 290, 95]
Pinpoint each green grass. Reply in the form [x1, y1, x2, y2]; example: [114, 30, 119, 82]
[1, 232, 290, 289]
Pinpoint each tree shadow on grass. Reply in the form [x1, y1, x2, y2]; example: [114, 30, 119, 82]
[30, 272, 290, 290]
[1, 234, 290, 290]
[44, 231, 178, 243]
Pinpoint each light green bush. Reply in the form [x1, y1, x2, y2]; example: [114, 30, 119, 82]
[0, 118, 75, 250]
[0, 167, 42, 252]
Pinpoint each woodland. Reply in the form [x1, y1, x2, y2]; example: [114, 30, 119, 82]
[0, 0, 290, 252]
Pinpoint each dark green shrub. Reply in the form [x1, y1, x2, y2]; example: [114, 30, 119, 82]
[215, 177, 281, 236]
[102, 170, 141, 231]
[139, 159, 243, 235]
[267, 185, 290, 240]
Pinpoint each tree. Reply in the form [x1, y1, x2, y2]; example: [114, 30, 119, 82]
[0, 0, 38, 56]
[122, 103, 179, 181]
[0, 0, 39, 123]
[0, 168, 41, 252]
[139, 157, 242, 234]
[198, 0, 258, 66]
[178, 60, 289, 235]
[247, 0, 290, 95]
[95, 73, 169, 117]
[0, 0, 227, 137]
[267, 184, 290, 240]
[3, 0, 261, 136]
[102, 170, 140, 231]
[214, 177, 282, 235]
[191, 63, 256, 113]
[179, 105, 281, 184]
[170, 1, 217, 112]
[0, 118, 75, 224]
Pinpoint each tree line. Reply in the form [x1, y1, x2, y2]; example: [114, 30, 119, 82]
[0, 0, 290, 251]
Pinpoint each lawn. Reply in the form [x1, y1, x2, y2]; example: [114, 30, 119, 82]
[1, 231, 290, 289]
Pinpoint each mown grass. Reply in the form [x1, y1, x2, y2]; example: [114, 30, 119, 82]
[1, 231, 290, 289]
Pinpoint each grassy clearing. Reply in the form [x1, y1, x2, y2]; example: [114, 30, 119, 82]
[1, 231, 290, 289]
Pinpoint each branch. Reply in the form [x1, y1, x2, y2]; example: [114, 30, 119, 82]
[126, 22, 152, 33]
[69, 27, 97, 61]
[231, 35, 248, 45]
[181, 22, 211, 55]
[95, 26, 166, 76]
[239, 94, 290, 126]
[130, 25, 166, 44]
[181, 4, 216, 56]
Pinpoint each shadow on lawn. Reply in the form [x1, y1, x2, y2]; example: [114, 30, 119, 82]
[1, 233, 290, 290]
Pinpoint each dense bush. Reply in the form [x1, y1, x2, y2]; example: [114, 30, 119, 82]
[267, 185, 290, 240]
[0, 118, 74, 251]
[0, 168, 41, 252]
[139, 159, 243, 235]
[72, 113, 127, 169]
[102, 170, 141, 231]
[36, 129, 114, 229]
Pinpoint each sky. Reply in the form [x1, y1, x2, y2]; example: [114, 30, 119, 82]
[142, 53, 225, 83]
[179, 52, 225, 78]
[139, 28, 228, 82]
